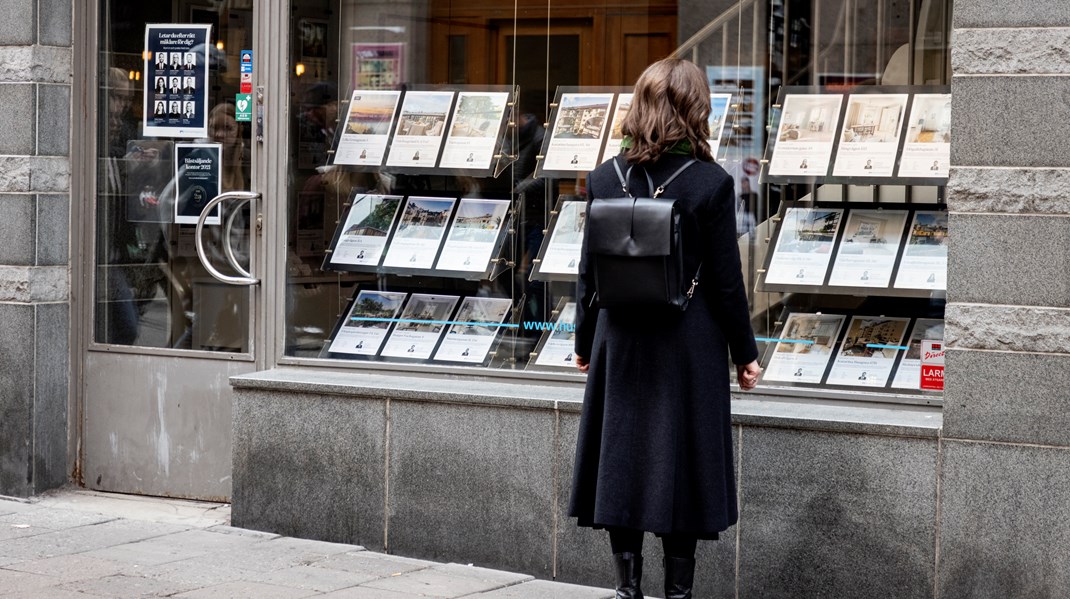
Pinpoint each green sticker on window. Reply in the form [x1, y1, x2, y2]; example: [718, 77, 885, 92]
[235, 93, 252, 122]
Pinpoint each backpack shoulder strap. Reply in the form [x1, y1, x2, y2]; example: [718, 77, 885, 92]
[649, 159, 698, 198]
[611, 156, 633, 197]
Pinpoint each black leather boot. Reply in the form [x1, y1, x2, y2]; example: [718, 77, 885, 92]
[663, 556, 695, 599]
[612, 551, 644, 599]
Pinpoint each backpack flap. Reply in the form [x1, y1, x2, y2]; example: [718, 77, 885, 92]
[588, 197, 677, 257]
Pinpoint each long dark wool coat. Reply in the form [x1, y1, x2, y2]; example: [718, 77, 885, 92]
[568, 153, 759, 539]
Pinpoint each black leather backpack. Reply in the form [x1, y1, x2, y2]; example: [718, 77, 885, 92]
[587, 157, 700, 311]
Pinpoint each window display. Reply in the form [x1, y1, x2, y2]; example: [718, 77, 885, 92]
[277, 0, 951, 402]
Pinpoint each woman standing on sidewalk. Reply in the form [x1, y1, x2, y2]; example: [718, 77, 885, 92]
[569, 58, 761, 599]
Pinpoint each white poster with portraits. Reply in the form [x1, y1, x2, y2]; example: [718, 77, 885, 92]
[825, 316, 911, 387]
[533, 302, 579, 367]
[432, 297, 513, 363]
[541, 93, 614, 172]
[893, 211, 948, 290]
[380, 294, 461, 359]
[764, 207, 844, 286]
[827, 209, 908, 288]
[600, 93, 632, 164]
[767, 93, 843, 177]
[434, 198, 510, 272]
[329, 194, 403, 266]
[891, 318, 946, 389]
[537, 200, 587, 275]
[334, 90, 402, 166]
[385, 91, 456, 168]
[328, 290, 408, 356]
[381, 197, 457, 269]
[761, 312, 846, 383]
[897, 93, 951, 179]
[832, 93, 909, 178]
[438, 91, 510, 169]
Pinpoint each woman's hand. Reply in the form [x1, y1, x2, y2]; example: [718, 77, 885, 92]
[575, 354, 590, 373]
[736, 360, 761, 391]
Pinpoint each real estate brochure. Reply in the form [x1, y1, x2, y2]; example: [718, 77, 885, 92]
[385, 90, 456, 168]
[327, 290, 408, 356]
[825, 316, 911, 387]
[381, 197, 457, 269]
[432, 296, 513, 363]
[533, 302, 579, 367]
[437, 91, 510, 169]
[599, 93, 632, 164]
[827, 209, 909, 288]
[708, 93, 733, 157]
[764, 207, 844, 286]
[541, 93, 614, 172]
[897, 93, 951, 179]
[328, 193, 403, 267]
[333, 90, 401, 166]
[891, 318, 946, 389]
[761, 312, 846, 383]
[380, 293, 461, 359]
[893, 211, 948, 290]
[767, 93, 843, 177]
[537, 200, 586, 275]
[433, 198, 510, 272]
[832, 93, 909, 178]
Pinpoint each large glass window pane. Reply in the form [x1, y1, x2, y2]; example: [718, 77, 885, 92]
[95, 3, 253, 352]
[285, 0, 950, 401]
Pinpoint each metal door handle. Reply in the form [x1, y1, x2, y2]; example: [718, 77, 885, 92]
[195, 191, 261, 286]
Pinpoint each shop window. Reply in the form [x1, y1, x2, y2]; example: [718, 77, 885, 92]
[285, 0, 949, 402]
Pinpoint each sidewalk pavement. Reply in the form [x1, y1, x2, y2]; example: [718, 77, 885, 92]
[0, 489, 615, 599]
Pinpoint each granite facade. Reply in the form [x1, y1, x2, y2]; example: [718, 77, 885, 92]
[0, 0, 71, 498]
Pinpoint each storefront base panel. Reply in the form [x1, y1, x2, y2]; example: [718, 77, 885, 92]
[230, 369, 957, 594]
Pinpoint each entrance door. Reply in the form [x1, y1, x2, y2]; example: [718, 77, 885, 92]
[80, 1, 273, 500]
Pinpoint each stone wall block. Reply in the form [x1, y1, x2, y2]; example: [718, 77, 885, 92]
[0, 0, 34, 46]
[945, 303, 1070, 353]
[951, 75, 1070, 168]
[954, 0, 1070, 29]
[944, 349, 1070, 446]
[948, 167, 1070, 214]
[736, 427, 937, 599]
[0, 157, 69, 194]
[953, 28, 1070, 75]
[938, 440, 1070, 598]
[39, 0, 73, 47]
[0, 47, 72, 84]
[0, 303, 35, 496]
[0, 266, 69, 303]
[38, 84, 70, 156]
[0, 83, 35, 155]
[36, 194, 69, 266]
[34, 302, 69, 492]
[0, 194, 36, 266]
[947, 214, 1070, 307]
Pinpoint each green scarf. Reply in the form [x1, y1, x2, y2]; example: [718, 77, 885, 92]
[620, 136, 693, 156]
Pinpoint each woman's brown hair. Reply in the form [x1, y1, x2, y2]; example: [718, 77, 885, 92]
[620, 58, 713, 165]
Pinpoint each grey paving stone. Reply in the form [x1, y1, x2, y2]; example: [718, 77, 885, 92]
[0, 507, 112, 530]
[80, 534, 217, 567]
[466, 579, 614, 598]
[205, 524, 280, 540]
[180, 535, 356, 573]
[59, 572, 196, 599]
[0, 568, 60, 595]
[311, 550, 430, 578]
[361, 563, 532, 598]
[172, 580, 320, 599]
[130, 558, 255, 590]
[1, 588, 100, 599]
[0, 518, 189, 559]
[0, 499, 36, 514]
[318, 587, 421, 599]
[255, 563, 374, 593]
[2, 553, 125, 582]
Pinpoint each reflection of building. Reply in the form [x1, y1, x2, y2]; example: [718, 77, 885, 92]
[455, 212, 500, 229]
[404, 203, 450, 227]
[796, 211, 840, 241]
